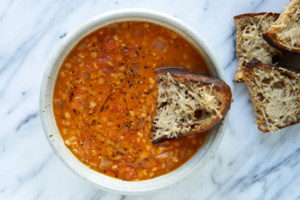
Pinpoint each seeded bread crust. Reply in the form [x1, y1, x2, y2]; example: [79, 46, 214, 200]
[234, 12, 284, 82]
[263, 0, 300, 54]
[243, 58, 300, 132]
[151, 67, 232, 143]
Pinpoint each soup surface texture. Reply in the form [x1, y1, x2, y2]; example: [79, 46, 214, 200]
[53, 21, 210, 181]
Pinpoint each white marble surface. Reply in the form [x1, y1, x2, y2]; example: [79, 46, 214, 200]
[1, 0, 300, 199]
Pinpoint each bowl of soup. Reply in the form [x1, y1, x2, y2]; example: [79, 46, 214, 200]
[40, 9, 229, 195]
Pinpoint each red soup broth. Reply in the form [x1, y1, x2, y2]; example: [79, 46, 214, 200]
[53, 21, 210, 181]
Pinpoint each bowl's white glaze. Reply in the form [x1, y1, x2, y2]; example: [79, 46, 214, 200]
[40, 9, 229, 195]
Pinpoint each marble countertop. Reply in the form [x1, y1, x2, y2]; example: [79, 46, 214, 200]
[1, 0, 300, 199]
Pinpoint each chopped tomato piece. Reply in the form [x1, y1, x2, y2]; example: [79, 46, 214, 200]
[53, 99, 64, 115]
[132, 28, 144, 37]
[97, 53, 112, 64]
[112, 105, 119, 111]
[101, 66, 115, 74]
[81, 71, 90, 80]
[73, 85, 85, 93]
[70, 98, 86, 110]
[112, 105, 124, 113]
[86, 62, 98, 71]
[72, 62, 78, 76]
[109, 130, 116, 138]
[125, 168, 136, 180]
[104, 39, 115, 51]
[153, 38, 167, 51]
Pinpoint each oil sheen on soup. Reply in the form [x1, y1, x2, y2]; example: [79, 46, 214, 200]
[53, 21, 210, 181]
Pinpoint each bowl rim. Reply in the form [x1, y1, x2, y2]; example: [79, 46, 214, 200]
[40, 8, 228, 195]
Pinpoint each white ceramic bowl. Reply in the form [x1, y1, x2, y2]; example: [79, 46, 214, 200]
[40, 9, 229, 195]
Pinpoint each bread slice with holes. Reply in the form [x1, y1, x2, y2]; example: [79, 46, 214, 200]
[243, 58, 300, 132]
[150, 67, 232, 143]
[234, 12, 284, 82]
[263, 0, 300, 54]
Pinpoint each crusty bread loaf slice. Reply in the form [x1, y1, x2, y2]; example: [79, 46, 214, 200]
[243, 58, 300, 132]
[263, 0, 300, 54]
[234, 12, 284, 82]
[151, 68, 232, 143]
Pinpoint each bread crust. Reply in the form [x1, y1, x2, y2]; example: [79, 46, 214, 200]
[263, 0, 300, 54]
[234, 12, 280, 20]
[243, 58, 300, 132]
[152, 67, 232, 143]
[243, 58, 300, 74]
[263, 32, 300, 54]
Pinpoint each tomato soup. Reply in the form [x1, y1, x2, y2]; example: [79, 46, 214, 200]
[53, 21, 210, 181]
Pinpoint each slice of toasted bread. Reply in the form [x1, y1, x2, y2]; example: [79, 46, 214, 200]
[151, 67, 232, 143]
[243, 58, 300, 132]
[234, 12, 284, 82]
[263, 0, 300, 54]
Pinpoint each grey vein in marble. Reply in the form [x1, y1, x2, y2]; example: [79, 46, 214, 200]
[1, 0, 300, 199]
